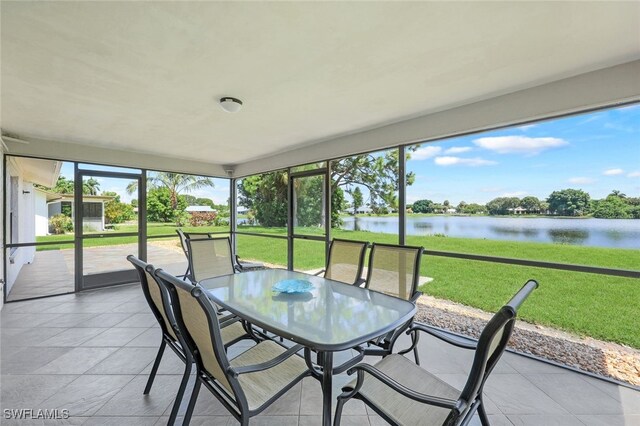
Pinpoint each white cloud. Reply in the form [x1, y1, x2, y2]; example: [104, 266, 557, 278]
[434, 156, 497, 167]
[568, 177, 595, 185]
[502, 191, 528, 197]
[444, 146, 472, 154]
[603, 168, 624, 176]
[411, 146, 442, 160]
[628, 171, 640, 178]
[473, 136, 568, 155]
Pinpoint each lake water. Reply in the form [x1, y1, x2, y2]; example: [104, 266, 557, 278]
[340, 216, 640, 249]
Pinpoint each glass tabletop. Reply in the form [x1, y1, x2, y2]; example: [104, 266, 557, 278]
[199, 269, 417, 351]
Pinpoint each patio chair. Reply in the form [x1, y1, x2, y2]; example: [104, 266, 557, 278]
[315, 238, 368, 285]
[127, 255, 249, 425]
[335, 279, 539, 426]
[186, 236, 236, 282]
[178, 229, 264, 276]
[155, 268, 311, 426]
[176, 229, 212, 279]
[362, 243, 424, 363]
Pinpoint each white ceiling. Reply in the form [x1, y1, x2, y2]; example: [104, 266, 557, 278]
[1, 2, 639, 171]
[12, 157, 61, 187]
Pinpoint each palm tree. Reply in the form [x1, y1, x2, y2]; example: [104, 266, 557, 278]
[83, 178, 101, 195]
[53, 176, 74, 194]
[127, 172, 215, 209]
[609, 190, 627, 199]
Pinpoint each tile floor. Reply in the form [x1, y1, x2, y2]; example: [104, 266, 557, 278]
[1, 283, 639, 425]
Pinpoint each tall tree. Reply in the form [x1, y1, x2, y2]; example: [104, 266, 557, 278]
[239, 149, 415, 228]
[83, 178, 101, 195]
[592, 196, 631, 219]
[332, 148, 416, 209]
[547, 189, 590, 216]
[608, 190, 626, 199]
[486, 197, 520, 215]
[238, 172, 288, 227]
[127, 172, 215, 210]
[520, 196, 542, 212]
[53, 176, 74, 194]
[351, 187, 363, 215]
[412, 199, 433, 213]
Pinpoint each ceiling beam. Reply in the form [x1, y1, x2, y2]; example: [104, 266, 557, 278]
[234, 60, 640, 177]
[1, 134, 229, 177]
[3, 60, 639, 178]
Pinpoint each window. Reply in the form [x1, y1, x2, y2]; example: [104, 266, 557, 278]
[82, 202, 102, 219]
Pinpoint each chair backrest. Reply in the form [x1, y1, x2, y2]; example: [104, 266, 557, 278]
[176, 229, 189, 258]
[325, 239, 368, 285]
[186, 236, 235, 282]
[154, 269, 237, 396]
[455, 280, 538, 420]
[177, 230, 212, 258]
[127, 255, 177, 341]
[364, 243, 423, 300]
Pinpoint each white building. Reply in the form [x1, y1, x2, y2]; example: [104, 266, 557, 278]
[4, 157, 61, 296]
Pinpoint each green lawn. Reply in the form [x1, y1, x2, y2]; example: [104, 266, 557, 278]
[35, 223, 640, 348]
[236, 226, 640, 349]
[36, 222, 229, 250]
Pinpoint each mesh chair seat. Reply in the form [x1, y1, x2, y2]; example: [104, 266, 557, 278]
[156, 268, 310, 424]
[230, 340, 308, 410]
[335, 280, 539, 426]
[220, 321, 249, 346]
[365, 244, 423, 301]
[345, 354, 459, 426]
[324, 239, 368, 285]
[362, 243, 424, 363]
[187, 237, 235, 282]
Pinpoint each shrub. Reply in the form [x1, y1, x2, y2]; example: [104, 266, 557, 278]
[189, 211, 217, 227]
[49, 214, 73, 234]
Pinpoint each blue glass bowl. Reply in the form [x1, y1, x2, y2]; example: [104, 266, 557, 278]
[272, 279, 314, 294]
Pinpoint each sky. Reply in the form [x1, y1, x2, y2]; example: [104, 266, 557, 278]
[54, 103, 639, 207]
[404, 104, 640, 205]
[57, 163, 230, 205]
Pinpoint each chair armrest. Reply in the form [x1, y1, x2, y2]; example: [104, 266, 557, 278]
[409, 291, 423, 303]
[234, 255, 244, 272]
[345, 363, 459, 410]
[219, 315, 240, 327]
[408, 323, 477, 350]
[228, 344, 304, 377]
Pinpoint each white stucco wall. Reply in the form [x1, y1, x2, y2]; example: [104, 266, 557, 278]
[5, 160, 37, 297]
[35, 189, 49, 236]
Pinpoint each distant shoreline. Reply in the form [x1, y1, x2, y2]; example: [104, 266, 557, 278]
[340, 213, 638, 220]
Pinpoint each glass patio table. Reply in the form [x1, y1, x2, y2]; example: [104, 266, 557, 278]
[200, 268, 417, 426]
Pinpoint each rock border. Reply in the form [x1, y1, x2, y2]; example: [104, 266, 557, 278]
[415, 295, 640, 387]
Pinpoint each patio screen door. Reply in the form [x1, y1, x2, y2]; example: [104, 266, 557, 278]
[289, 170, 329, 271]
[76, 169, 145, 290]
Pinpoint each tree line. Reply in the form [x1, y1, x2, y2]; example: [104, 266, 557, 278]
[42, 173, 228, 231]
[238, 149, 417, 228]
[410, 189, 640, 219]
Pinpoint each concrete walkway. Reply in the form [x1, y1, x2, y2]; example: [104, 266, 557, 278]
[7, 242, 187, 301]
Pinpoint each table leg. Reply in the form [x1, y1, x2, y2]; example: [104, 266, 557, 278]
[321, 351, 334, 426]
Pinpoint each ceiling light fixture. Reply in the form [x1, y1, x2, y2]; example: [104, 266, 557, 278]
[219, 97, 243, 113]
